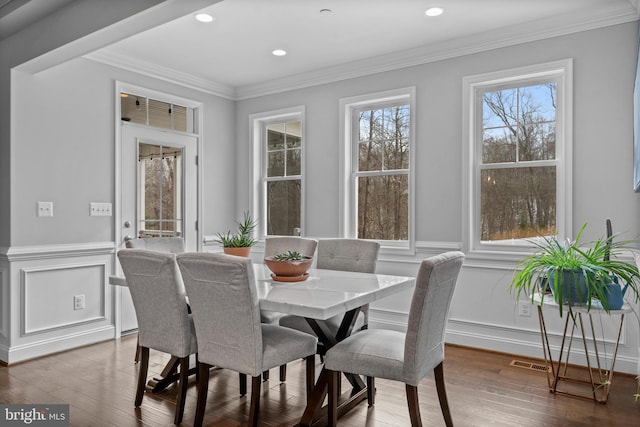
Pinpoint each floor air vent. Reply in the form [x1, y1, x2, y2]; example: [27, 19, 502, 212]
[510, 359, 550, 373]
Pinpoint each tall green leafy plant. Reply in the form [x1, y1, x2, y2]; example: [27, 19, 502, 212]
[510, 223, 640, 317]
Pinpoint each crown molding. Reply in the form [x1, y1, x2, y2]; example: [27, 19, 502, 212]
[84, 3, 638, 101]
[84, 49, 237, 100]
[235, 5, 639, 99]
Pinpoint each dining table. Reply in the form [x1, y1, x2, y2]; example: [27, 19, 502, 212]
[110, 261, 416, 426]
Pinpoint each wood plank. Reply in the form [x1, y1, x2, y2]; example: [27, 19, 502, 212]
[0, 336, 638, 426]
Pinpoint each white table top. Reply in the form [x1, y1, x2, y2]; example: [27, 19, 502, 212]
[109, 263, 415, 321]
[252, 264, 415, 320]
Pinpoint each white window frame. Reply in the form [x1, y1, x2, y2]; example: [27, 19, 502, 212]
[339, 87, 416, 253]
[462, 59, 573, 257]
[250, 106, 305, 239]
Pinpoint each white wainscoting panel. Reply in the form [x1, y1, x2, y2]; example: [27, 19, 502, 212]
[21, 262, 106, 335]
[1, 242, 115, 364]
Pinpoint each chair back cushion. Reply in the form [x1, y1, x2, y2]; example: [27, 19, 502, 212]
[177, 253, 263, 375]
[125, 237, 185, 254]
[117, 249, 194, 357]
[316, 239, 379, 273]
[403, 251, 464, 385]
[264, 237, 317, 258]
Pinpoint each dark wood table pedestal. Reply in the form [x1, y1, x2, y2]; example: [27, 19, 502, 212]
[298, 307, 369, 427]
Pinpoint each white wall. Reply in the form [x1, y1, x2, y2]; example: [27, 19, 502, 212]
[236, 22, 640, 374]
[0, 0, 223, 249]
[0, 0, 227, 362]
[11, 57, 235, 246]
[1, 55, 235, 363]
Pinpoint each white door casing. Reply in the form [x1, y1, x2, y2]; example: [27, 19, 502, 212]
[118, 125, 198, 332]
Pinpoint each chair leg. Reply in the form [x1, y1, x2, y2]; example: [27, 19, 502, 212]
[366, 376, 375, 406]
[173, 356, 189, 425]
[135, 347, 149, 407]
[249, 375, 262, 427]
[279, 364, 287, 382]
[327, 369, 338, 427]
[434, 361, 453, 427]
[194, 362, 211, 427]
[406, 384, 423, 427]
[195, 354, 199, 384]
[239, 373, 247, 396]
[134, 336, 141, 363]
[305, 355, 315, 399]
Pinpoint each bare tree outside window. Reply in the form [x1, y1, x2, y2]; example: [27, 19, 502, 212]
[480, 83, 557, 241]
[138, 143, 183, 237]
[356, 104, 410, 240]
[266, 121, 302, 235]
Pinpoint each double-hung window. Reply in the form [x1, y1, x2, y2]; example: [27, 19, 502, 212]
[340, 88, 415, 250]
[251, 107, 304, 237]
[463, 60, 573, 254]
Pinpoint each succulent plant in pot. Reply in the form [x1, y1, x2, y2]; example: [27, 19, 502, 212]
[214, 211, 258, 257]
[264, 250, 313, 280]
[510, 223, 640, 317]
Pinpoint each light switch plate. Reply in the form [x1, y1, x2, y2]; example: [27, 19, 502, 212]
[90, 202, 112, 216]
[37, 201, 53, 217]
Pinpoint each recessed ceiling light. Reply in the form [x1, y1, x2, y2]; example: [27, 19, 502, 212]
[272, 49, 287, 57]
[195, 13, 214, 23]
[425, 7, 443, 17]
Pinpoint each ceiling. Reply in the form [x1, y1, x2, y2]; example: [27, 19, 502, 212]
[0, 0, 76, 39]
[7, 0, 640, 99]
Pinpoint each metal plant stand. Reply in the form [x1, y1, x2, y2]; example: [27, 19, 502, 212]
[534, 293, 629, 404]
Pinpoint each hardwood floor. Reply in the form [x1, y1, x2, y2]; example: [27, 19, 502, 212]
[1, 334, 638, 426]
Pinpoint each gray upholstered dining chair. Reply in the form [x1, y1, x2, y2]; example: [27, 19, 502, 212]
[324, 251, 464, 427]
[261, 236, 318, 381]
[117, 249, 197, 425]
[176, 252, 318, 427]
[125, 236, 185, 253]
[264, 236, 318, 259]
[279, 238, 380, 340]
[125, 236, 185, 362]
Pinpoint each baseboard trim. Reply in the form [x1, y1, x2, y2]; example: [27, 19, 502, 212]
[1, 326, 115, 365]
[370, 309, 639, 375]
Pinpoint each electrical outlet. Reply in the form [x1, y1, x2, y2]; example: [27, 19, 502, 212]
[37, 201, 53, 217]
[74, 295, 85, 310]
[518, 301, 531, 317]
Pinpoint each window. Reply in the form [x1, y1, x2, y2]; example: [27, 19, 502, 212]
[251, 107, 305, 237]
[463, 60, 573, 254]
[340, 88, 415, 250]
[121, 92, 194, 133]
[137, 142, 183, 238]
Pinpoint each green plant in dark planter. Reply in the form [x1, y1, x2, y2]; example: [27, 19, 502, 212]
[510, 223, 640, 317]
